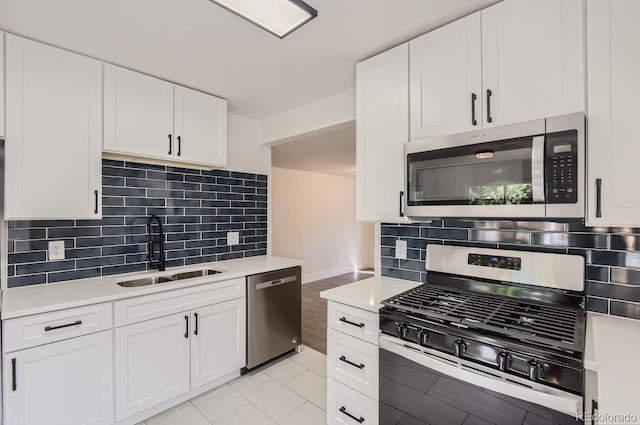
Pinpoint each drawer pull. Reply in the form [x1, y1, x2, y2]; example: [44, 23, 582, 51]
[44, 320, 82, 332]
[339, 317, 365, 328]
[339, 355, 365, 370]
[339, 406, 364, 423]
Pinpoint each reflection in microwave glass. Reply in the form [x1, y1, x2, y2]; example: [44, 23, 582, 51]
[469, 183, 533, 205]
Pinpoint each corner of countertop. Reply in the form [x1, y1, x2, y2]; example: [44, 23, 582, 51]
[319, 275, 422, 312]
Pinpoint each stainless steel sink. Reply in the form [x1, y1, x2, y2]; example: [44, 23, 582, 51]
[116, 276, 174, 287]
[116, 269, 223, 287]
[170, 269, 223, 280]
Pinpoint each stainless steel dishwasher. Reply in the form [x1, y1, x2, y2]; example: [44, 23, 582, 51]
[244, 266, 301, 372]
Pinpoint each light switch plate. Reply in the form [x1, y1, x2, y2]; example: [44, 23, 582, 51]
[227, 232, 240, 246]
[395, 240, 407, 260]
[48, 240, 66, 260]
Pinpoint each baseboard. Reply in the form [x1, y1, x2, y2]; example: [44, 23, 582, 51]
[302, 266, 356, 284]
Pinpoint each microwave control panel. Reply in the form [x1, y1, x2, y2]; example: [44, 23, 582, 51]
[545, 130, 578, 204]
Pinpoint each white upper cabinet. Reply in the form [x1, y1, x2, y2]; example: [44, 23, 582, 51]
[356, 43, 409, 222]
[104, 64, 175, 160]
[407, 0, 585, 138]
[5, 34, 102, 220]
[481, 0, 585, 127]
[409, 13, 482, 140]
[104, 63, 227, 168]
[0, 32, 5, 139]
[586, 0, 640, 226]
[174, 85, 227, 167]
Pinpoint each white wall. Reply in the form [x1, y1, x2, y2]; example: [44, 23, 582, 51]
[227, 113, 271, 175]
[226, 113, 273, 255]
[261, 88, 356, 145]
[272, 167, 374, 283]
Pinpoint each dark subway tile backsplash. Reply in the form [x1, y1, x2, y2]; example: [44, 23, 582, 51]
[7, 160, 268, 288]
[382, 219, 640, 321]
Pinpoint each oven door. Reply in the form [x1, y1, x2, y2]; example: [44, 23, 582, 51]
[379, 336, 583, 425]
[405, 134, 546, 218]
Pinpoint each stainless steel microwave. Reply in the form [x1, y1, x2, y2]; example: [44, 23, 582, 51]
[404, 112, 585, 219]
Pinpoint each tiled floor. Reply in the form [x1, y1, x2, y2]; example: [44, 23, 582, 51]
[144, 346, 327, 425]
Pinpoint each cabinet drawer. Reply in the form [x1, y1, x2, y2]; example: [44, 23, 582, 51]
[3, 303, 112, 352]
[114, 277, 245, 327]
[327, 328, 378, 400]
[327, 301, 378, 344]
[327, 378, 378, 425]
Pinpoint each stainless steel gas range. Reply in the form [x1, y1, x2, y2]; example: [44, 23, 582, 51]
[379, 245, 586, 425]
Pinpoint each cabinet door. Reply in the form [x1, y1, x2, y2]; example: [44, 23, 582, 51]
[409, 12, 482, 139]
[115, 312, 191, 421]
[174, 85, 227, 167]
[3, 331, 113, 425]
[482, 0, 585, 127]
[191, 298, 246, 389]
[0, 32, 4, 139]
[104, 63, 174, 159]
[586, 0, 640, 226]
[4, 34, 102, 219]
[356, 43, 409, 222]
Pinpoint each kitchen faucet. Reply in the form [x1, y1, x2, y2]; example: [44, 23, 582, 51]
[146, 214, 166, 271]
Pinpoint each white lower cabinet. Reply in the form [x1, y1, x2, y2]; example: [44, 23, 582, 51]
[327, 328, 378, 400]
[1, 277, 251, 424]
[327, 378, 379, 425]
[115, 313, 191, 420]
[191, 298, 246, 389]
[3, 330, 114, 425]
[115, 294, 246, 421]
[326, 301, 379, 424]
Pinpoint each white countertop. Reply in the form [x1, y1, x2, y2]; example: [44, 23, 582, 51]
[319, 276, 422, 312]
[2, 256, 302, 319]
[586, 312, 640, 424]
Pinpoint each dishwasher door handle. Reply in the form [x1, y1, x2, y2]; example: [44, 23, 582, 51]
[255, 275, 297, 290]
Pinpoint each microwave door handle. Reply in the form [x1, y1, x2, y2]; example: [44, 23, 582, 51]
[531, 136, 545, 203]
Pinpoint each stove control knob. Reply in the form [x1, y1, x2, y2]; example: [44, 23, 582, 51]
[527, 360, 543, 382]
[417, 330, 429, 346]
[496, 351, 513, 372]
[396, 323, 407, 339]
[454, 339, 467, 358]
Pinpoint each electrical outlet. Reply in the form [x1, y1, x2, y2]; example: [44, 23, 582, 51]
[48, 240, 66, 261]
[395, 240, 407, 260]
[227, 232, 240, 246]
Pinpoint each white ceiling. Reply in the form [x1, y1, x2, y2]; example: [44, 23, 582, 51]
[0, 0, 496, 119]
[272, 124, 356, 177]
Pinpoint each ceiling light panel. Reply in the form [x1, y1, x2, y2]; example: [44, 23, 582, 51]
[210, 0, 318, 38]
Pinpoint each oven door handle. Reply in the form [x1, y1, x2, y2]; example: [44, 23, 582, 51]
[379, 335, 582, 418]
[531, 135, 545, 203]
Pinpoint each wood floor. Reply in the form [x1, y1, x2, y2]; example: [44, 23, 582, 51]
[301, 271, 375, 354]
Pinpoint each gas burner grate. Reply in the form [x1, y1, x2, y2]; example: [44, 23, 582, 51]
[383, 284, 583, 352]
